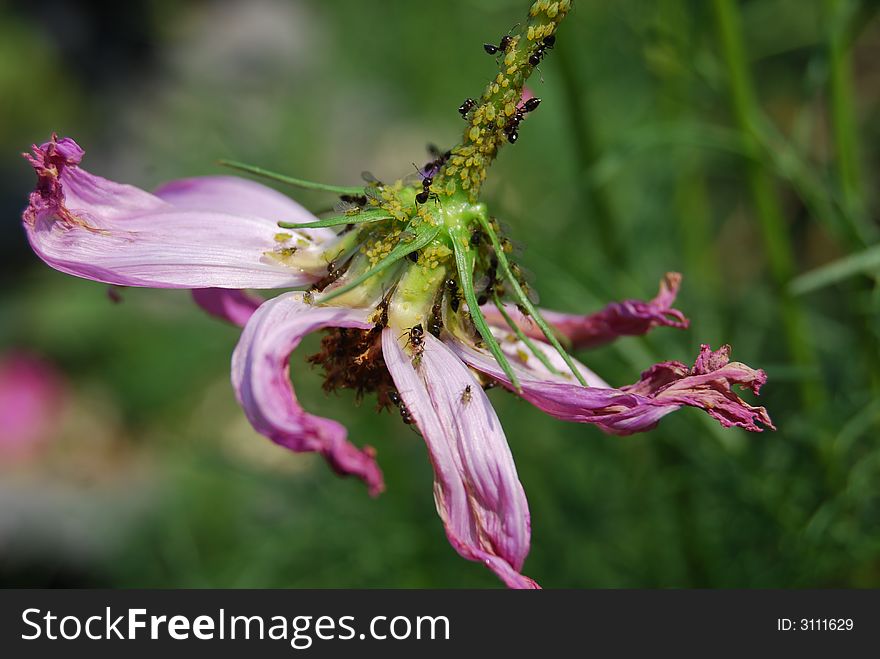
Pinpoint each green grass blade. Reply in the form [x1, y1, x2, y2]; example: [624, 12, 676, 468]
[790, 243, 880, 296]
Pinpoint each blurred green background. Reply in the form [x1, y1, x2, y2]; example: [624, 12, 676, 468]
[2, 0, 879, 588]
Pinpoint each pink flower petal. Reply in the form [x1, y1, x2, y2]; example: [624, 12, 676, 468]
[154, 175, 336, 244]
[232, 292, 384, 495]
[22, 135, 324, 289]
[381, 329, 538, 589]
[451, 340, 773, 435]
[482, 273, 688, 349]
[192, 289, 263, 327]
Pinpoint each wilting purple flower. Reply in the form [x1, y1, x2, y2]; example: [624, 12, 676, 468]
[21, 134, 772, 588]
[0, 351, 65, 460]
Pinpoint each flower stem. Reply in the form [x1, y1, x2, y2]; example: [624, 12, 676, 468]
[712, 0, 825, 411]
[435, 0, 574, 200]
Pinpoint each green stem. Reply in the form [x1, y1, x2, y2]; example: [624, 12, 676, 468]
[712, 0, 825, 411]
[218, 160, 365, 195]
[435, 0, 574, 199]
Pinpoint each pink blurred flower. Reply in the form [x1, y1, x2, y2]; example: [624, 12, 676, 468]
[0, 351, 65, 459]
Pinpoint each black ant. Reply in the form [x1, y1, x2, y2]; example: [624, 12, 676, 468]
[528, 34, 555, 67]
[458, 98, 477, 119]
[402, 324, 425, 355]
[470, 228, 484, 247]
[312, 256, 349, 291]
[503, 96, 542, 144]
[483, 34, 513, 55]
[388, 390, 401, 407]
[399, 402, 414, 425]
[423, 144, 452, 178]
[445, 277, 460, 313]
[429, 301, 443, 337]
[413, 164, 439, 205]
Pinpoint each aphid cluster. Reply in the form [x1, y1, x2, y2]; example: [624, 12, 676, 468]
[528, 34, 555, 66]
[503, 96, 541, 144]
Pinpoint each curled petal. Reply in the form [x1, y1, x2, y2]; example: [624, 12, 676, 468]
[382, 329, 538, 589]
[482, 273, 688, 349]
[192, 289, 263, 327]
[232, 292, 384, 495]
[22, 135, 324, 289]
[451, 339, 773, 436]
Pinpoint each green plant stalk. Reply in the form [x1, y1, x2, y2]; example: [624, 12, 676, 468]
[655, 0, 722, 336]
[556, 37, 626, 270]
[824, 0, 865, 228]
[822, 0, 880, 399]
[712, 0, 825, 411]
[435, 0, 573, 199]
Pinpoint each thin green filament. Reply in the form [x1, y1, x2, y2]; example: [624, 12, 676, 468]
[492, 292, 561, 376]
[279, 210, 392, 230]
[318, 226, 441, 305]
[476, 215, 588, 386]
[451, 233, 522, 392]
[219, 160, 365, 195]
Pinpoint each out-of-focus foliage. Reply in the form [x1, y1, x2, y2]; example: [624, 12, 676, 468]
[1, 0, 879, 588]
